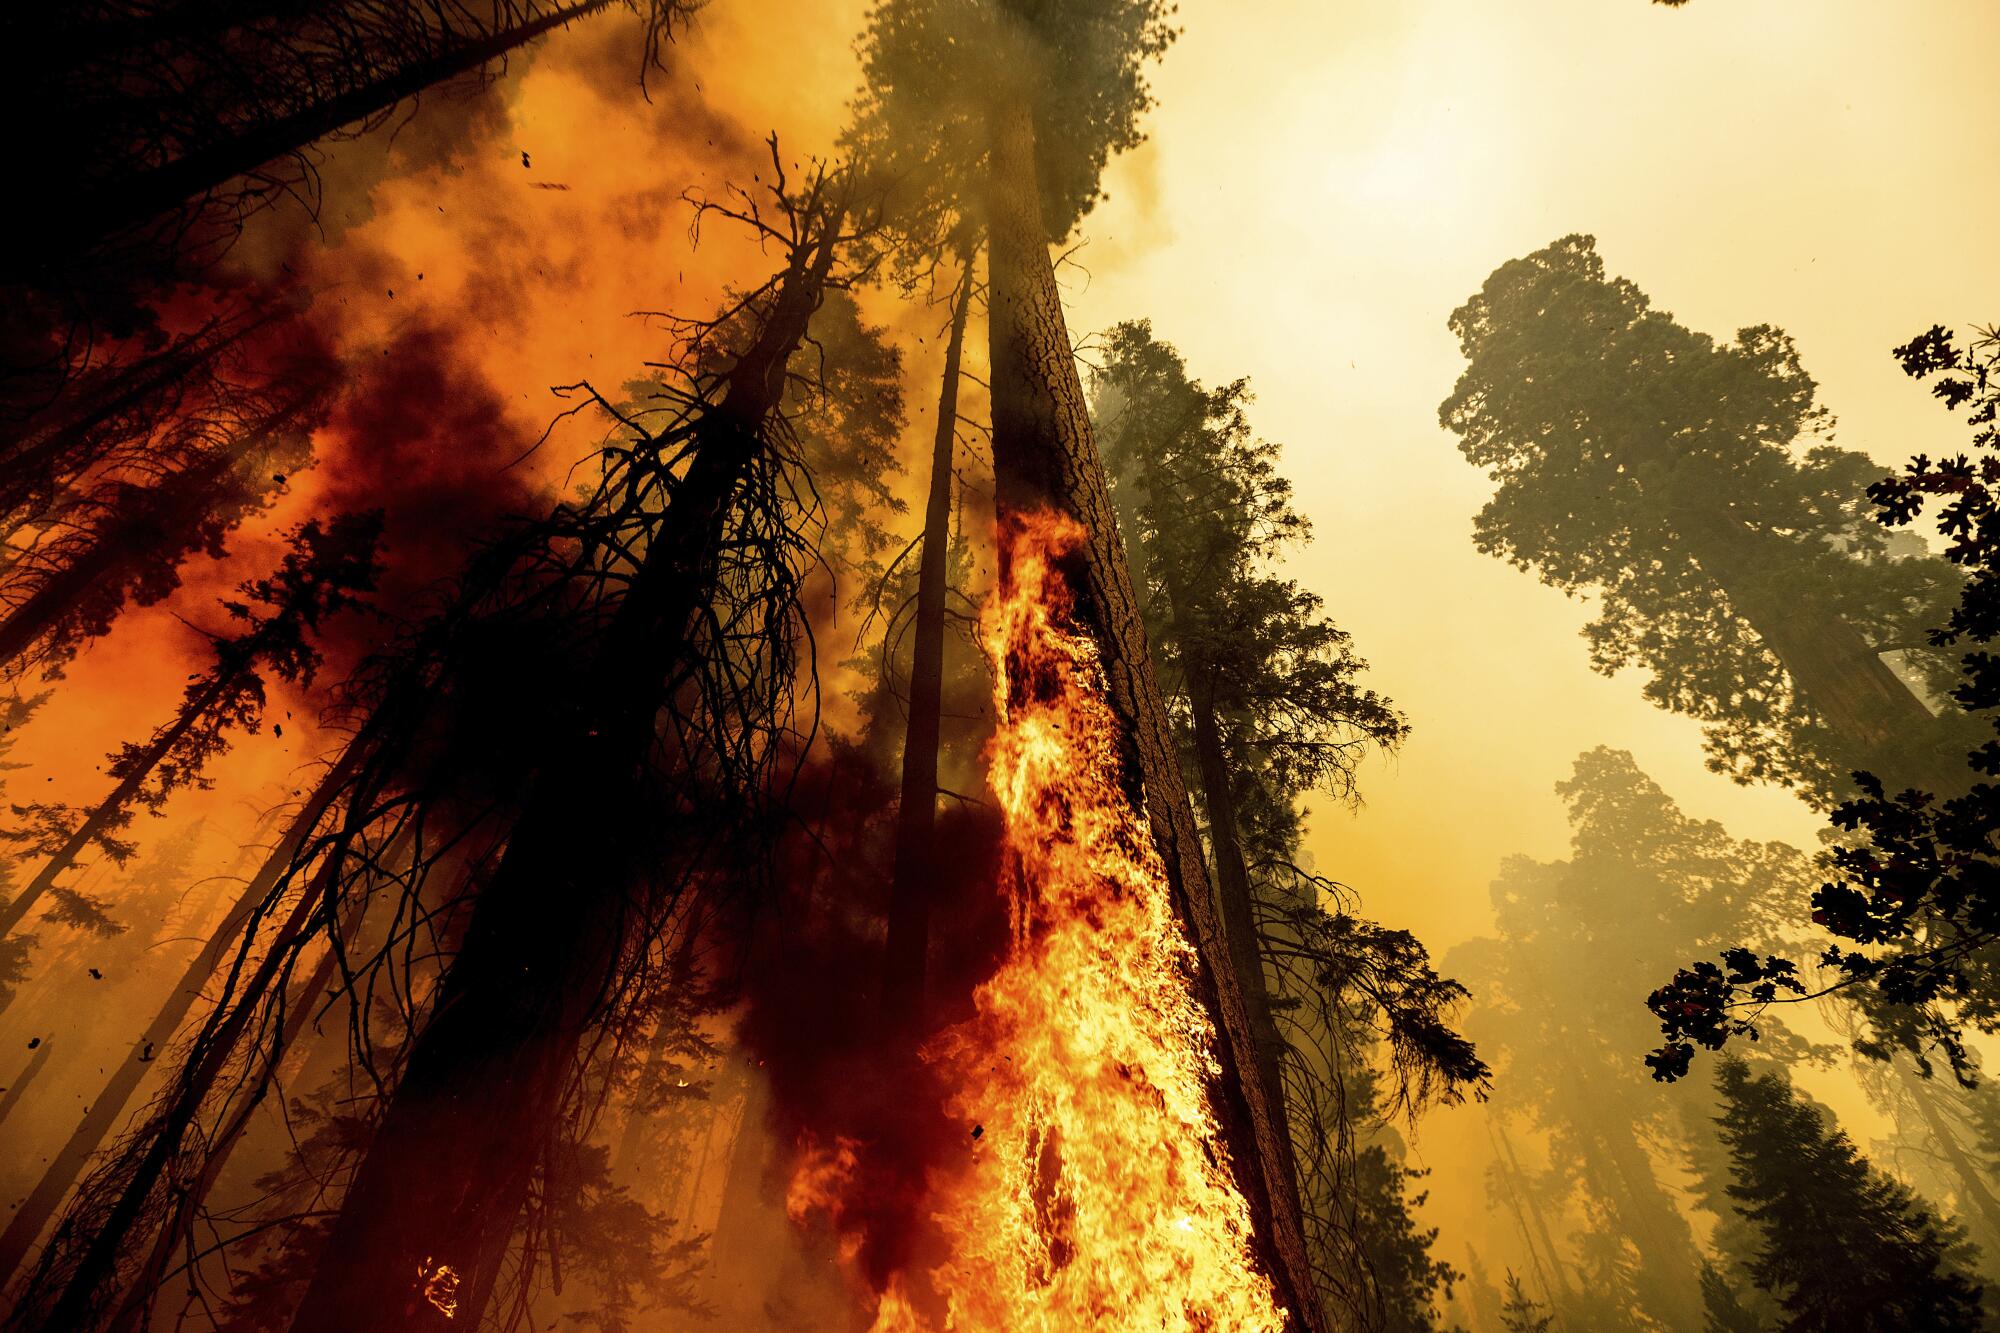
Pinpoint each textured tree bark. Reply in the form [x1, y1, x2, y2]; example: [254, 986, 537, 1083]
[982, 92, 1325, 1333]
[881, 259, 974, 1032]
[286, 219, 839, 1333]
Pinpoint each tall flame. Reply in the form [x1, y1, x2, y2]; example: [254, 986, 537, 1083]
[822, 511, 1290, 1331]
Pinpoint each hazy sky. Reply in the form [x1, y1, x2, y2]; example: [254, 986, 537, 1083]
[9, 0, 1997, 1313]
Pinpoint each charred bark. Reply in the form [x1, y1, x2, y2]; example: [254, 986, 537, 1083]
[982, 91, 1324, 1333]
[880, 258, 974, 1032]
[284, 213, 840, 1333]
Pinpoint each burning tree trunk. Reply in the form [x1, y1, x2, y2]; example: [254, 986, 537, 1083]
[881, 257, 975, 1031]
[981, 92, 1324, 1333]
[284, 197, 844, 1333]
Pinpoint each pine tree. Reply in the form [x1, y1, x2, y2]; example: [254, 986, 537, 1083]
[1498, 1272, 1554, 1333]
[1701, 1261, 1766, 1333]
[1715, 1057, 1987, 1332]
[0, 513, 381, 952]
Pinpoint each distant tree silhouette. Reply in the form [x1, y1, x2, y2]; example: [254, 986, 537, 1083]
[1650, 325, 2000, 1082]
[0, 513, 380, 954]
[1499, 1272, 1555, 1333]
[1700, 1261, 1766, 1333]
[1452, 748, 1812, 1330]
[0, 381, 323, 681]
[1714, 1057, 1986, 1331]
[1442, 234, 1973, 808]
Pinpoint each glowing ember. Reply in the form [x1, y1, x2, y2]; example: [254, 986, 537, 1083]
[810, 511, 1290, 1331]
[417, 1257, 461, 1319]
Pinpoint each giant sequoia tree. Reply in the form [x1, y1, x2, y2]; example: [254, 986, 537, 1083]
[852, 2, 1325, 1322]
[1442, 235, 1972, 806]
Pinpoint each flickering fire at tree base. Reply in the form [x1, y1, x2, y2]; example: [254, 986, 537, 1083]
[1, 2, 1992, 1330]
[790, 510, 1291, 1332]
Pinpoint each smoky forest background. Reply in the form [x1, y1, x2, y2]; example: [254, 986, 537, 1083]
[0, 0, 1997, 1330]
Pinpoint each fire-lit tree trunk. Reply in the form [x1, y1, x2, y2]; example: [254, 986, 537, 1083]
[0, 741, 370, 1307]
[285, 218, 840, 1333]
[881, 258, 974, 1031]
[981, 91, 1325, 1333]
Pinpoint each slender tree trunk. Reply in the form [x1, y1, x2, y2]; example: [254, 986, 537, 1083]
[1899, 1063, 2000, 1250]
[982, 91, 1324, 1333]
[0, 1038, 53, 1132]
[286, 219, 839, 1333]
[881, 259, 974, 1031]
[100, 831, 404, 1333]
[0, 669, 239, 943]
[15, 0, 622, 270]
[1492, 1118, 1575, 1307]
[0, 741, 362, 1299]
[1182, 629, 1296, 1163]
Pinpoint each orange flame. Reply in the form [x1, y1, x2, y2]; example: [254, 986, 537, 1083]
[829, 511, 1288, 1331]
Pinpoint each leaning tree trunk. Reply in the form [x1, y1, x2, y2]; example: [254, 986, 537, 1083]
[0, 1037, 53, 1132]
[1899, 1061, 2000, 1251]
[1176, 599, 1297, 1168]
[285, 220, 840, 1333]
[982, 92, 1324, 1333]
[10, 0, 626, 273]
[1692, 525, 1962, 795]
[0, 667, 241, 944]
[0, 739, 371, 1314]
[880, 259, 974, 1032]
[0, 392, 315, 676]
